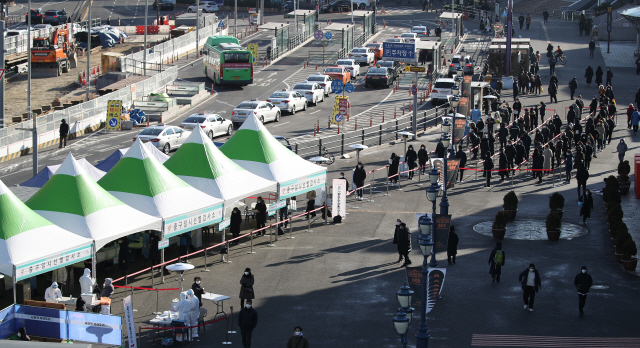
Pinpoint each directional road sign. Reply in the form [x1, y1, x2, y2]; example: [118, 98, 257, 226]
[345, 83, 354, 93]
[382, 42, 416, 63]
[331, 80, 344, 94]
[411, 85, 417, 95]
[325, 31, 332, 40]
[405, 66, 425, 72]
[218, 21, 225, 28]
[314, 30, 324, 40]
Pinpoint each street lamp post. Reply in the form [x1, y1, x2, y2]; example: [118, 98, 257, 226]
[392, 284, 414, 348]
[426, 170, 440, 271]
[415, 213, 434, 348]
[440, 119, 452, 217]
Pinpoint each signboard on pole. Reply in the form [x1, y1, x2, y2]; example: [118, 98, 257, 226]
[331, 96, 348, 125]
[247, 43, 258, 64]
[218, 217, 231, 230]
[158, 239, 170, 250]
[430, 158, 460, 189]
[332, 179, 346, 219]
[404, 267, 446, 312]
[432, 214, 451, 253]
[106, 100, 122, 130]
[123, 295, 137, 348]
[382, 42, 416, 63]
[268, 201, 286, 216]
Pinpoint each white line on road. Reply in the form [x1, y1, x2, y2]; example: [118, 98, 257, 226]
[216, 100, 236, 107]
[271, 122, 290, 127]
[310, 110, 322, 114]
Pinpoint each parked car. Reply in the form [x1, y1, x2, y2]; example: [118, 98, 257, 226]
[348, 47, 375, 65]
[25, 8, 44, 24]
[42, 10, 67, 25]
[267, 90, 308, 114]
[133, 124, 189, 154]
[430, 78, 456, 105]
[323, 66, 351, 84]
[292, 82, 325, 106]
[231, 100, 281, 126]
[364, 67, 395, 88]
[336, 59, 360, 78]
[365, 42, 384, 59]
[319, 0, 352, 12]
[154, 0, 175, 10]
[306, 73, 333, 96]
[179, 112, 233, 139]
[187, 1, 218, 13]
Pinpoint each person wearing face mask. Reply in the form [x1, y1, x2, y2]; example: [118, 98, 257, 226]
[177, 292, 192, 341]
[418, 144, 429, 174]
[44, 281, 63, 303]
[238, 299, 258, 348]
[187, 289, 200, 338]
[239, 268, 255, 308]
[192, 276, 206, 307]
[255, 197, 267, 235]
[100, 278, 114, 298]
[397, 222, 412, 267]
[79, 268, 94, 295]
[405, 145, 417, 180]
[388, 153, 400, 186]
[287, 326, 310, 348]
[338, 172, 350, 190]
[353, 163, 366, 201]
[518, 263, 542, 312]
[392, 219, 404, 263]
[574, 266, 593, 317]
[230, 207, 242, 245]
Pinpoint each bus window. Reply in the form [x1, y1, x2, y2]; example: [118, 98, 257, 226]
[224, 52, 250, 63]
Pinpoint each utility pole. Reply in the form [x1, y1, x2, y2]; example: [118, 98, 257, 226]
[505, 0, 513, 76]
[29, 0, 37, 176]
[234, 0, 237, 38]
[87, 0, 92, 99]
[196, 0, 200, 58]
[0, 20, 4, 129]
[144, 0, 148, 75]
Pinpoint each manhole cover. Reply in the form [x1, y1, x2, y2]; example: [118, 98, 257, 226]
[473, 220, 588, 240]
[591, 285, 609, 290]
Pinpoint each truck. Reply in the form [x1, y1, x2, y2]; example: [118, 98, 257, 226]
[31, 28, 73, 77]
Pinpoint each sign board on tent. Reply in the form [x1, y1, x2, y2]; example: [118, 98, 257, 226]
[16, 244, 93, 281]
[279, 172, 327, 199]
[163, 203, 224, 238]
[218, 217, 231, 230]
[123, 295, 137, 348]
[268, 201, 286, 216]
[106, 100, 122, 130]
[332, 179, 346, 219]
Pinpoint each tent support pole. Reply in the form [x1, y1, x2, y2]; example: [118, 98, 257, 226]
[161, 248, 165, 284]
[13, 266, 17, 304]
[91, 244, 97, 288]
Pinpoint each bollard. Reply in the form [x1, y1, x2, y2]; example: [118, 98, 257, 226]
[222, 312, 231, 344]
[228, 306, 236, 333]
[203, 246, 210, 271]
[402, 104, 405, 115]
[248, 232, 255, 254]
[385, 167, 390, 196]
[355, 121, 358, 130]
[151, 264, 155, 288]
[370, 115, 372, 127]
[394, 106, 397, 118]
[368, 171, 375, 202]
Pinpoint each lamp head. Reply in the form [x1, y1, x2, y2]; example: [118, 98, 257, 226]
[395, 283, 414, 309]
[392, 309, 410, 336]
[451, 96, 460, 108]
[428, 167, 439, 184]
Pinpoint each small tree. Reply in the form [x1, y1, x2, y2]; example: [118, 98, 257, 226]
[607, 204, 624, 225]
[622, 238, 638, 260]
[615, 230, 631, 251]
[545, 213, 562, 231]
[493, 211, 508, 229]
[503, 191, 518, 211]
[549, 193, 565, 211]
[618, 160, 631, 182]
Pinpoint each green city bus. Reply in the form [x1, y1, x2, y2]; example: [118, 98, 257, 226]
[203, 35, 253, 87]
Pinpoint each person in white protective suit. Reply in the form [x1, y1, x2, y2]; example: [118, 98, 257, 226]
[186, 289, 200, 338]
[177, 292, 192, 341]
[44, 282, 62, 303]
[79, 268, 94, 295]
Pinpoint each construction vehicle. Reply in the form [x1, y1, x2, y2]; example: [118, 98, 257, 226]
[31, 28, 74, 77]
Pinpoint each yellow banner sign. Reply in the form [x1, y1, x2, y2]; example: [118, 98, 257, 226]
[247, 43, 258, 64]
[405, 66, 426, 72]
[331, 96, 349, 125]
[106, 100, 122, 130]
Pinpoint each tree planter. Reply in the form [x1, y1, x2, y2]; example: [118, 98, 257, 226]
[503, 209, 517, 221]
[549, 209, 564, 219]
[546, 229, 561, 241]
[615, 252, 624, 263]
[492, 228, 506, 240]
[621, 258, 638, 272]
[618, 180, 631, 195]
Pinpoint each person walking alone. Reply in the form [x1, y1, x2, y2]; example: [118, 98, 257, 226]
[574, 266, 593, 317]
[447, 226, 459, 265]
[287, 326, 310, 348]
[606, 68, 613, 86]
[456, 146, 467, 182]
[238, 299, 258, 348]
[526, 14, 531, 30]
[576, 166, 589, 198]
[588, 39, 596, 58]
[617, 139, 628, 162]
[569, 77, 578, 100]
[488, 242, 505, 282]
[392, 219, 404, 263]
[397, 222, 412, 267]
[59, 119, 69, 148]
[580, 189, 594, 224]
[519, 264, 542, 312]
[239, 268, 255, 308]
[353, 162, 366, 200]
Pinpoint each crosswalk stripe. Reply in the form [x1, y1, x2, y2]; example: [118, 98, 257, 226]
[471, 334, 640, 347]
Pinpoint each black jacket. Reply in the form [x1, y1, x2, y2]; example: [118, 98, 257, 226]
[569, 79, 578, 90]
[499, 126, 508, 140]
[418, 148, 429, 164]
[435, 143, 446, 158]
[588, 41, 596, 50]
[576, 167, 589, 184]
[230, 209, 242, 233]
[353, 166, 366, 186]
[519, 269, 542, 291]
[405, 149, 417, 165]
[238, 307, 258, 329]
[59, 122, 69, 136]
[447, 231, 458, 253]
[574, 272, 593, 293]
[455, 149, 467, 167]
[396, 227, 411, 254]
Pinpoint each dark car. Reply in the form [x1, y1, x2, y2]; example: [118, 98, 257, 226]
[42, 10, 67, 25]
[274, 135, 293, 150]
[376, 60, 403, 78]
[320, 0, 353, 13]
[364, 67, 395, 88]
[153, 0, 175, 10]
[25, 8, 44, 24]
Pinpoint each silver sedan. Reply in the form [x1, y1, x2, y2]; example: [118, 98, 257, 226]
[133, 124, 190, 154]
[179, 113, 233, 139]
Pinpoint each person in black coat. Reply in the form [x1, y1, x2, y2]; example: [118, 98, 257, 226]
[418, 144, 429, 174]
[585, 66, 594, 87]
[396, 222, 412, 267]
[239, 268, 255, 308]
[392, 219, 404, 263]
[353, 163, 366, 200]
[480, 135, 489, 160]
[230, 207, 242, 244]
[498, 149, 508, 180]
[498, 123, 508, 149]
[580, 189, 594, 224]
[455, 147, 467, 182]
[59, 119, 69, 148]
[519, 264, 542, 311]
[447, 226, 459, 265]
[595, 66, 603, 85]
[606, 68, 613, 86]
[192, 276, 206, 307]
[405, 145, 418, 180]
[574, 266, 593, 317]
[388, 153, 400, 185]
[435, 141, 446, 158]
[488, 133, 496, 156]
[471, 132, 480, 159]
[255, 197, 267, 235]
[515, 141, 525, 166]
[238, 299, 258, 348]
[576, 167, 589, 198]
[483, 157, 494, 187]
[488, 242, 505, 282]
[569, 77, 578, 100]
[534, 151, 545, 183]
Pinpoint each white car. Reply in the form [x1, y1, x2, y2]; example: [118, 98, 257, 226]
[133, 124, 189, 154]
[400, 32, 420, 43]
[231, 100, 281, 125]
[336, 59, 360, 78]
[292, 82, 325, 106]
[267, 90, 308, 114]
[33, 24, 53, 30]
[430, 78, 456, 106]
[187, 1, 218, 13]
[179, 112, 233, 139]
[411, 25, 428, 36]
[349, 47, 375, 65]
[305, 73, 333, 96]
[385, 37, 405, 43]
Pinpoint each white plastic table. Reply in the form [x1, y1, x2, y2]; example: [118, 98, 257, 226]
[201, 293, 231, 319]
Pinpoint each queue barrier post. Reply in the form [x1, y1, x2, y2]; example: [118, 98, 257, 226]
[131, 286, 137, 312]
[385, 167, 390, 196]
[306, 213, 313, 232]
[248, 231, 255, 254]
[228, 306, 236, 334]
[153, 288, 161, 315]
[288, 213, 295, 239]
[203, 246, 210, 271]
[151, 264, 154, 289]
[222, 309, 231, 345]
[268, 223, 275, 247]
[473, 161, 479, 181]
[224, 240, 232, 263]
[368, 171, 375, 202]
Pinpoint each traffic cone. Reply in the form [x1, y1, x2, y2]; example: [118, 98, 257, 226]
[382, 110, 385, 122]
[369, 116, 372, 127]
[402, 103, 405, 115]
[394, 106, 397, 118]
[92, 67, 95, 75]
[315, 63, 318, 70]
[355, 121, 357, 130]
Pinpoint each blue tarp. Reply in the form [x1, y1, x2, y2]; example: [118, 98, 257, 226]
[95, 149, 128, 172]
[20, 165, 60, 188]
[75, 26, 128, 48]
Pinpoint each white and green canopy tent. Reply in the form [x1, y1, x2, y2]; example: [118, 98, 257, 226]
[0, 179, 93, 303]
[220, 114, 327, 202]
[164, 126, 277, 211]
[24, 153, 162, 278]
[97, 138, 224, 245]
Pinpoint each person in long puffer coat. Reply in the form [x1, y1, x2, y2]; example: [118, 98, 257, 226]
[418, 144, 429, 174]
[353, 163, 367, 200]
[239, 268, 255, 308]
[405, 145, 418, 180]
[388, 153, 400, 186]
[543, 145, 553, 174]
[397, 222, 412, 267]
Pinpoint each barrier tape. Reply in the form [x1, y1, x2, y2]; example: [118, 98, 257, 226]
[113, 285, 179, 291]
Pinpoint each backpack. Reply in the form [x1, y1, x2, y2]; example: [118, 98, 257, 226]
[494, 249, 504, 265]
